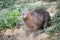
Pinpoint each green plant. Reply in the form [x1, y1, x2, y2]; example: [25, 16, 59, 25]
[0, 0, 16, 9]
[57, 2, 60, 9]
[46, 23, 60, 33]
[15, 0, 50, 13]
[18, 0, 40, 3]
[26, 4, 47, 11]
[46, 10, 60, 32]
[46, 23, 60, 39]
[19, 3, 48, 12]
[50, 10, 60, 26]
[42, 0, 57, 2]
[0, 9, 20, 30]
[46, 9, 60, 40]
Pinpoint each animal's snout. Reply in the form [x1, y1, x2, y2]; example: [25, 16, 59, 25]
[20, 13, 28, 19]
[23, 14, 27, 19]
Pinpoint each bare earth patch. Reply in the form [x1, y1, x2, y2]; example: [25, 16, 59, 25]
[0, 27, 49, 40]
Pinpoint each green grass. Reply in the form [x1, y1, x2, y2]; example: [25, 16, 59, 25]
[0, 9, 20, 30]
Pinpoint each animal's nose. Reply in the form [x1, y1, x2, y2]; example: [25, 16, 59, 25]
[20, 15, 27, 19]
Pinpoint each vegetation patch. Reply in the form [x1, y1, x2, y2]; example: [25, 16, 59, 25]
[0, 0, 16, 9]
[0, 9, 20, 30]
[46, 2, 60, 40]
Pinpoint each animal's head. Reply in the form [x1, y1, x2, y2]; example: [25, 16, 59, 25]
[20, 9, 30, 20]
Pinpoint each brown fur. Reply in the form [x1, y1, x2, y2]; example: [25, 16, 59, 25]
[22, 8, 50, 37]
[23, 8, 50, 31]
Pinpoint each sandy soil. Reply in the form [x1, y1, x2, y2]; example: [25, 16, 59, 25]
[1, 27, 48, 40]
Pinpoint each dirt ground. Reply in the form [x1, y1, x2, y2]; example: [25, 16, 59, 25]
[0, 26, 59, 40]
[0, 26, 49, 40]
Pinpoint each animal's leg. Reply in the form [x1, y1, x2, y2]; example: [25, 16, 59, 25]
[24, 28, 31, 40]
[39, 29, 45, 33]
[43, 22, 48, 31]
[33, 30, 38, 40]
[43, 16, 49, 31]
[32, 25, 39, 40]
[39, 24, 45, 33]
[25, 28, 31, 37]
[33, 25, 39, 38]
[33, 30, 38, 38]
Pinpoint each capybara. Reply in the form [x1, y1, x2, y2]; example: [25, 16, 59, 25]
[21, 8, 50, 37]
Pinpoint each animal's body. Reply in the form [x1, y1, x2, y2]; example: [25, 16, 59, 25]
[21, 8, 50, 37]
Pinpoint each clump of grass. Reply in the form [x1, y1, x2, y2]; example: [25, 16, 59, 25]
[0, 9, 20, 30]
[57, 2, 60, 9]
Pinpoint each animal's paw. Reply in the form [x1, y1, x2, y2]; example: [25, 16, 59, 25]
[25, 31, 30, 37]
[33, 32, 39, 38]
[39, 29, 45, 34]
